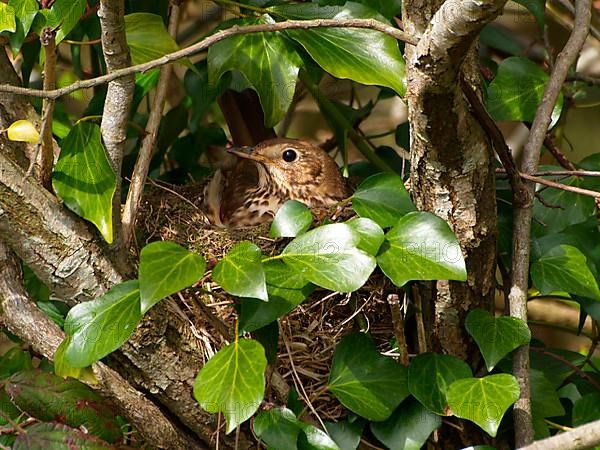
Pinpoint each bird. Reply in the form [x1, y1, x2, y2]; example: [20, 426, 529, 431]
[201, 138, 349, 228]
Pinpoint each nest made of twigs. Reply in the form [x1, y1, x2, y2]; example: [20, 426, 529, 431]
[136, 181, 398, 424]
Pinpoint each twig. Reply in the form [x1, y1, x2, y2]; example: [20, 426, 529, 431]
[122, 1, 181, 249]
[567, 73, 600, 86]
[0, 19, 417, 100]
[386, 293, 409, 365]
[496, 169, 600, 177]
[543, 134, 577, 171]
[189, 291, 233, 342]
[519, 172, 600, 198]
[509, 0, 592, 446]
[38, 27, 57, 191]
[530, 347, 600, 391]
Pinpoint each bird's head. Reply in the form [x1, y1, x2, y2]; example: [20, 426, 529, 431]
[227, 138, 348, 204]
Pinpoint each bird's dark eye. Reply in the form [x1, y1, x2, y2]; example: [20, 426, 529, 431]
[282, 149, 297, 163]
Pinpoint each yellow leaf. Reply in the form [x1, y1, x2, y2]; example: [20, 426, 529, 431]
[7, 120, 40, 143]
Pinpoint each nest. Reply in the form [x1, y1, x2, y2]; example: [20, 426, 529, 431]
[137, 181, 398, 423]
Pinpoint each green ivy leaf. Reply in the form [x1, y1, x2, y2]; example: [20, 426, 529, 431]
[319, 0, 401, 20]
[446, 374, 520, 437]
[239, 261, 315, 333]
[514, 0, 545, 28]
[465, 309, 531, 372]
[271, 2, 406, 96]
[52, 122, 116, 243]
[213, 241, 268, 301]
[45, 0, 86, 44]
[53, 337, 97, 383]
[61, 280, 142, 368]
[6, 370, 123, 443]
[377, 212, 467, 287]
[138, 241, 206, 313]
[0, 348, 32, 380]
[533, 175, 596, 234]
[194, 339, 267, 433]
[328, 333, 408, 421]
[572, 393, 600, 426]
[530, 370, 565, 419]
[125, 13, 180, 65]
[370, 398, 442, 450]
[408, 352, 472, 415]
[0, 3, 16, 33]
[254, 408, 301, 449]
[324, 420, 363, 450]
[352, 173, 415, 228]
[8, 0, 39, 55]
[486, 57, 563, 127]
[531, 245, 600, 301]
[345, 217, 385, 256]
[209, 16, 303, 127]
[298, 422, 340, 450]
[270, 200, 313, 238]
[12, 422, 113, 450]
[280, 223, 376, 292]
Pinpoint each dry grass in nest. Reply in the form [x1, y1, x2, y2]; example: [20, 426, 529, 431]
[137, 182, 400, 424]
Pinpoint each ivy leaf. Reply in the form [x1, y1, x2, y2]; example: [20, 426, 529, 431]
[45, 0, 86, 44]
[194, 339, 267, 433]
[572, 393, 600, 426]
[514, 0, 545, 29]
[319, 0, 402, 20]
[13, 423, 113, 450]
[486, 57, 563, 127]
[270, 200, 313, 238]
[377, 212, 467, 287]
[125, 13, 180, 65]
[6, 370, 123, 443]
[324, 420, 364, 450]
[213, 242, 268, 301]
[533, 175, 596, 234]
[8, 0, 39, 55]
[352, 173, 415, 228]
[328, 333, 408, 421]
[0, 3, 16, 33]
[60, 281, 142, 368]
[370, 398, 442, 450]
[271, 2, 406, 96]
[531, 245, 600, 301]
[138, 241, 206, 313]
[280, 223, 376, 292]
[298, 422, 340, 450]
[465, 309, 531, 372]
[345, 217, 385, 256]
[239, 261, 315, 333]
[209, 16, 303, 127]
[254, 408, 301, 449]
[530, 370, 565, 419]
[447, 374, 520, 437]
[6, 119, 39, 143]
[53, 122, 116, 243]
[408, 352, 472, 415]
[0, 348, 32, 380]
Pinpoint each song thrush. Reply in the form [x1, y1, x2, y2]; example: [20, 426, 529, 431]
[202, 138, 348, 227]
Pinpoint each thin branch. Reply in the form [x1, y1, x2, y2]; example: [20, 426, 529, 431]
[530, 347, 600, 391]
[567, 73, 600, 86]
[497, 169, 600, 177]
[122, 0, 181, 249]
[0, 19, 417, 100]
[387, 293, 409, 365]
[98, 0, 135, 258]
[509, 0, 592, 445]
[519, 172, 600, 198]
[37, 27, 57, 191]
[543, 134, 577, 171]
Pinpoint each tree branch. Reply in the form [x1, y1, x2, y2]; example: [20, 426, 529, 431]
[38, 27, 57, 190]
[0, 19, 417, 100]
[509, 0, 592, 446]
[122, 1, 181, 249]
[98, 0, 136, 258]
[518, 419, 600, 450]
[0, 242, 200, 449]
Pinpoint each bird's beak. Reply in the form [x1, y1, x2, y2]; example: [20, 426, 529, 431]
[226, 146, 270, 164]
